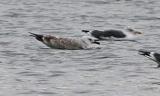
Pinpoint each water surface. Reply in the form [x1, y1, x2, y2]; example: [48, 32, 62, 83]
[0, 0, 160, 96]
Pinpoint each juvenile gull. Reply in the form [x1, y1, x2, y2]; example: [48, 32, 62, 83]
[138, 50, 160, 68]
[29, 32, 100, 50]
[82, 27, 142, 41]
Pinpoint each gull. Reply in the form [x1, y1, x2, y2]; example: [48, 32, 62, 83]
[138, 50, 160, 68]
[82, 27, 142, 41]
[29, 32, 100, 50]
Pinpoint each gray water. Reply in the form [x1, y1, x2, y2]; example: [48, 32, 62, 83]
[0, 0, 160, 96]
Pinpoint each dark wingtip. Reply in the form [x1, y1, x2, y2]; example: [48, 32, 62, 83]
[138, 49, 146, 53]
[93, 41, 100, 45]
[28, 32, 43, 42]
[82, 30, 90, 33]
[157, 64, 160, 68]
[28, 32, 38, 37]
[138, 49, 151, 56]
[138, 49, 146, 55]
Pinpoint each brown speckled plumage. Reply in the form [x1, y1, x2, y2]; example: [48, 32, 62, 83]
[29, 33, 100, 50]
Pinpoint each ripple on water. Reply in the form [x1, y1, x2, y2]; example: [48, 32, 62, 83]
[73, 89, 92, 95]
[0, 0, 160, 96]
[0, 41, 11, 45]
[17, 71, 44, 77]
[84, 0, 113, 5]
[151, 82, 160, 85]
[48, 70, 66, 77]
[19, 90, 57, 95]
[0, 50, 27, 57]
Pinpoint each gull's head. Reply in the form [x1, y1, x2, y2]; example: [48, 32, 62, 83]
[126, 27, 143, 35]
[82, 36, 100, 45]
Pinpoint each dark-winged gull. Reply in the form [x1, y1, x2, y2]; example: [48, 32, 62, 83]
[29, 32, 100, 50]
[82, 27, 142, 41]
[138, 50, 160, 68]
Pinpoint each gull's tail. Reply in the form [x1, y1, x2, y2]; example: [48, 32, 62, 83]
[82, 30, 90, 33]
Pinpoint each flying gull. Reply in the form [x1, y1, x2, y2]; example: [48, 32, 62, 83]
[82, 27, 142, 41]
[29, 32, 100, 50]
[138, 50, 160, 68]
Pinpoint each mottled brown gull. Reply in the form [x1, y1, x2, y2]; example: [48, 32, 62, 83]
[29, 32, 100, 50]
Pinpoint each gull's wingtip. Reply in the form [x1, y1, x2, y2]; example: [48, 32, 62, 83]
[28, 32, 38, 36]
[28, 32, 44, 41]
[29, 32, 35, 37]
[82, 30, 90, 33]
[138, 49, 149, 55]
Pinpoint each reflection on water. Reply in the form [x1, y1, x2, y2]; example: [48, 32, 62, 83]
[0, 0, 160, 96]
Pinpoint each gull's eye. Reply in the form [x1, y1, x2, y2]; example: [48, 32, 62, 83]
[88, 38, 92, 41]
[128, 28, 134, 32]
